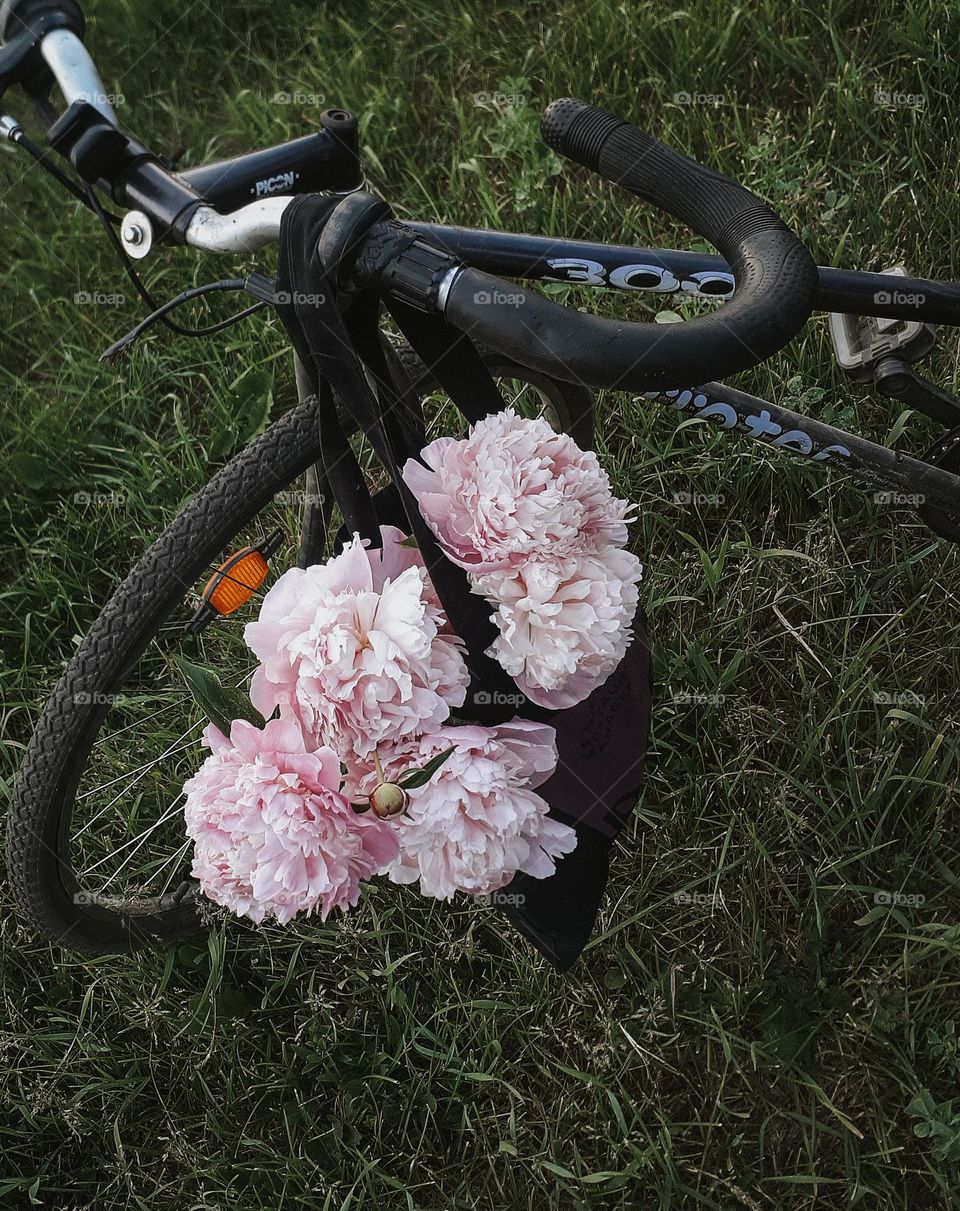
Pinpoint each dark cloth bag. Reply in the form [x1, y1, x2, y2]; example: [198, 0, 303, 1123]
[276, 196, 653, 969]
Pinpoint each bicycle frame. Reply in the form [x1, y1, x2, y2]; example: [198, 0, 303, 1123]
[411, 224, 960, 324]
[402, 222, 960, 517]
[12, 7, 960, 521]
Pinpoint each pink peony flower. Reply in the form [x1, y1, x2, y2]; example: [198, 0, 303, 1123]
[349, 720, 577, 899]
[402, 408, 634, 573]
[244, 527, 468, 762]
[182, 718, 399, 924]
[475, 546, 644, 709]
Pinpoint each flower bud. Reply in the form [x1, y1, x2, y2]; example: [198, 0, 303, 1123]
[369, 781, 409, 818]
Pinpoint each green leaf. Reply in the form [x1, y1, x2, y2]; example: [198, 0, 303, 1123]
[540, 1161, 576, 1178]
[399, 745, 456, 789]
[540, 281, 575, 298]
[9, 452, 59, 492]
[206, 369, 275, 461]
[232, 368, 274, 444]
[172, 655, 262, 736]
[206, 424, 239, 461]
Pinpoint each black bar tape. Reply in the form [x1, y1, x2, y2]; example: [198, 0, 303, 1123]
[437, 98, 818, 391]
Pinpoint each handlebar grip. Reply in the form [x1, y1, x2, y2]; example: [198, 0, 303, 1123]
[535, 98, 817, 380]
[542, 98, 790, 253]
[427, 100, 818, 392]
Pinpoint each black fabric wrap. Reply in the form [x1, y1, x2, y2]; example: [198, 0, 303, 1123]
[274, 194, 653, 968]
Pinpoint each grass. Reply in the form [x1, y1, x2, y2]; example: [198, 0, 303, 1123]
[2, 0, 960, 1205]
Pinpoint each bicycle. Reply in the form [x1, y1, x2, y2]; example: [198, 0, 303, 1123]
[4, 0, 960, 958]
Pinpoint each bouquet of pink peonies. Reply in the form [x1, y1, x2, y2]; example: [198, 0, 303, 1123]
[181, 411, 643, 928]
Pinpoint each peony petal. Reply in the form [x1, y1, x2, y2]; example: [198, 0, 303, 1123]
[182, 717, 399, 924]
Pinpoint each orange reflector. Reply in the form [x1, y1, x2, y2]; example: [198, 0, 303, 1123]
[202, 548, 269, 616]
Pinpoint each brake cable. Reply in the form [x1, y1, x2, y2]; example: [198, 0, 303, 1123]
[99, 278, 263, 361]
[1, 113, 119, 218]
[81, 183, 267, 352]
[4, 114, 269, 352]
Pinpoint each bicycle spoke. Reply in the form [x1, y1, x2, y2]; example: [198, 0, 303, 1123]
[152, 838, 194, 896]
[76, 720, 204, 802]
[82, 793, 186, 881]
[96, 696, 190, 746]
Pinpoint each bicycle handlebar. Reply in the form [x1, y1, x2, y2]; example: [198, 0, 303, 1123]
[430, 99, 818, 390]
[39, 26, 113, 122]
[0, 0, 113, 121]
[17, 14, 818, 387]
[6, 3, 359, 252]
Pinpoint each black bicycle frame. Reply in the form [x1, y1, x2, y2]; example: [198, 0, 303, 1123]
[42, 73, 960, 517]
[410, 223, 960, 325]
[402, 222, 960, 516]
[31, 71, 960, 517]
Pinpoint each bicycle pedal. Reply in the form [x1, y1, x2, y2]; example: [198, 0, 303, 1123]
[186, 528, 285, 633]
[828, 265, 936, 382]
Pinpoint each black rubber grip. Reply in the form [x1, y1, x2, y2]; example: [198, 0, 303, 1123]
[353, 216, 459, 311]
[441, 98, 818, 391]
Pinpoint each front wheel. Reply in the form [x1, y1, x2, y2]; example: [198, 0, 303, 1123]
[6, 346, 594, 953]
